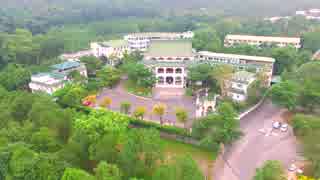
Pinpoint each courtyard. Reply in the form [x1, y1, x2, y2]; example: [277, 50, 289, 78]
[97, 81, 197, 127]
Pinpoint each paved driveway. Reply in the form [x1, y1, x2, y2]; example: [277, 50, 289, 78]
[97, 83, 196, 127]
[213, 100, 301, 180]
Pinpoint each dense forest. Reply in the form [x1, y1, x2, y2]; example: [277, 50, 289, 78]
[1, 0, 320, 33]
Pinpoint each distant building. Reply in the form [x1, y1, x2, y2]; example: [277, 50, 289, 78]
[143, 40, 194, 88]
[29, 73, 67, 94]
[196, 51, 275, 85]
[60, 50, 92, 60]
[227, 71, 256, 102]
[224, 34, 301, 49]
[90, 40, 130, 60]
[51, 61, 87, 78]
[124, 31, 194, 51]
[264, 16, 291, 23]
[296, 9, 320, 20]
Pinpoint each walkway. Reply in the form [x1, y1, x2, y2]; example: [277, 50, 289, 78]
[213, 100, 301, 180]
[98, 82, 196, 127]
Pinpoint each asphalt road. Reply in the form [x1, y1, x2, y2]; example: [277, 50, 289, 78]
[213, 100, 301, 180]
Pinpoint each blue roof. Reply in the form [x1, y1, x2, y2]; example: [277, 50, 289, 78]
[51, 61, 81, 70]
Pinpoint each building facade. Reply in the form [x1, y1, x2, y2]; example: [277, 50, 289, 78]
[227, 71, 256, 102]
[29, 73, 67, 94]
[224, 34, 301, 49]
[196, 51, 275, 85]
[124, 31, 194, 51]
[143, 40, 194, 88]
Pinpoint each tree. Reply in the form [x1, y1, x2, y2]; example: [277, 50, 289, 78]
[120, 101, 131, 114]
[61, 168, 95, 180]
[269, 80, 299, 111]
[152, 103, 166, 125]
[271, 47, 299, 75]
[133, 106, 147, 120]
[303, 29, 320, 53]
[80, 56, 103, 76]
[99, 97, 112, 108]
[152, 155, 204, 180]
[254, 160, 286, 180]
[54, 84, 88, 107]
[192, 28, 222, 51]
[175, 107, 188, 129]
[94, 161, 122, 180]
[120, 128, 163, 178]
[30, 127, 61, 152]
[125, 63, 156, 88]
[97, 67, 121, 88]
[211, 65, 233, 97]
[0, 64, 31, 90]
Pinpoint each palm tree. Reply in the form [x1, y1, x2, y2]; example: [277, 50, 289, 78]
[152, 103, 166, 125]
[133, 106, 146, 120]
[99, 97, 112, 108]
[175, 107, 188, 129]
[120, 101, 131, 114]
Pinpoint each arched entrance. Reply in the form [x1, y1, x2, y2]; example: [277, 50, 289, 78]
[166, 77, 174, 85]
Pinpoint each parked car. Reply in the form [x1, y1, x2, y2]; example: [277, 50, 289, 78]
[272, 121, 281, 129]
[280, 123, 288, 132]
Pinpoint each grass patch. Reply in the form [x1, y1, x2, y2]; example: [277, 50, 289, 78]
[161, 138, 216, 180]
[124, 80, 152, 98]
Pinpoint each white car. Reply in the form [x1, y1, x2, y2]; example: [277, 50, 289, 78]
[272, 121, 281, 129]
[280, 123, 288, 132]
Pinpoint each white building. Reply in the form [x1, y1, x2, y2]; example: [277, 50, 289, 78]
[60, 50, 92, 60]
[124, 31, 194, 51]
[227, 71, 256, 102]
[29, 73, 67, 94]
[196, 51, 275, 85]
[90, 40, 130, 59]
[224, 34, 301, 49]
[143, 40, 194, 88]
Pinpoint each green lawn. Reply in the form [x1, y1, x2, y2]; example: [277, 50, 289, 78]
[124, 80, 152, 98]
[161, 138, 217, 180]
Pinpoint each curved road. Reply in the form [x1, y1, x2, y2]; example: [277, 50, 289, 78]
[213, 100, 301, 180]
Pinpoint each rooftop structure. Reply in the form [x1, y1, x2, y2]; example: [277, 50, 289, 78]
[124, 31, 194, 51]
[197, 51, 275, 63]
[224, 34, 301, 49]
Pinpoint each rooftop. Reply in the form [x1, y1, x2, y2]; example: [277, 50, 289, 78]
[51, 61, 81, 71]
[125, 32, 192, 39]
[31, 72, 66, 85]
[312, 49, 320, 60]
[225, 34, 301, 43]
[144, 40, 193, 57]
[99, 40, 128, 48]
[198, 51, 275, 63]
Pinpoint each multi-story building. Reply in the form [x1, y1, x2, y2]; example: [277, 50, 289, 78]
[196, 51, 275, 85]
[143, 40, 194, 88]
[90, 40, 130, 60]
[29, 73, 67, 94]
[124, 31, 194, 51]
[227, 71, 256, 102]
[51, 61, 88, 78]
[60, 50, 93, 60]
[296, 9, 320, 20]
[224, 34, 301, 49]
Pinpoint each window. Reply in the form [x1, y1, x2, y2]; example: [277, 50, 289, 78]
[166, 68, 174, 73]
[175, 68, 182, 74]
[175, 77, 182, 85]
[157, 68, 164, 73]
